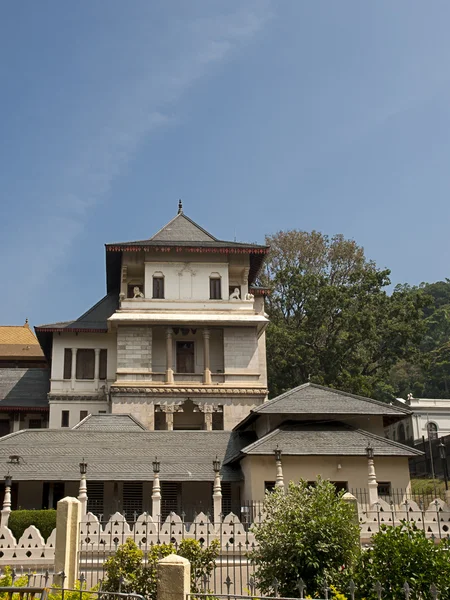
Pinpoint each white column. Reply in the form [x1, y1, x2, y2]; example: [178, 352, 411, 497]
[152, 472, 161, 522]
[71, 348, 78, 390]
[213, 465, 222, 526]
[165, 328, 174, 384]
[275, 449, 285, 491]
[203, 328, 212, 385]
[12, 413, 20, 433]
[368, 455, 379, 507]
[78, 474, 88, 517]
[1, 477, 12, 527]
[94, 348, 101, 390]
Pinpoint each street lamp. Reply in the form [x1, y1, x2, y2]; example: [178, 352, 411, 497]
[213, 456, 221, 473]
[152, 457, 160, 474]
[79, 459, 87, 476]
[439, 441, 448, 491]
[4, 474, 12, 488]
[274, 446, 282, 462]
[366, 443, 374, 459]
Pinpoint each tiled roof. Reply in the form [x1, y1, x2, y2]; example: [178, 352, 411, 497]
[73, 414, 148, 432]
[35, 292, 118, 333]
[0, 430, 248, 481]
[0, 324, 45, 360]
[0, 368, 50, 409]
[237, 423, 422, 458]
[151, 212, 217, 242]
[242, 383, 411, 422]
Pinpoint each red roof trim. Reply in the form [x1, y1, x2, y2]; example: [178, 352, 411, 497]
[35, 328, 107, 333]
[0, 406, 49, 412]
[106, 246, 268, 254]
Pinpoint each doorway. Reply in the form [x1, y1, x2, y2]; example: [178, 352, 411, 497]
[176, 341, 195, 373]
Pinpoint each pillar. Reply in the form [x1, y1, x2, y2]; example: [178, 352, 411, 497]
[213, 468, 222, 526]
[94, 348, 101, 390]
[275, 450, 285, 491]
[12, 413, 20, 433]
[157, 554, 190, 600]
[1, 477, 12, 527]
[368, 456, 379, 507]
[78, 474, 87, 517]
[71, 348, 78, 390]
[152, 471, 161, 523]
[165, 328, 174, 384]
[54, 497, 81, 588]
[164, 407, 174, 431]
[203, 328, 212, 385]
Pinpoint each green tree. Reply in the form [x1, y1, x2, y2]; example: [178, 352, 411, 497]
[249, 479, 360, 597]
[263, 232, 428, 399]
[353, 522, 450, 600]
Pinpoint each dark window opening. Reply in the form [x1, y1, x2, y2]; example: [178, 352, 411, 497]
[210, 277, 221, 300]
[79, 411, 88, 422]
[0, 421, 10, 437]
[153, 277, 165, 299]
[29, 419, 42, 429]
[265, 481, 276, 493]
[76, 349, 95, 380]
[378, 482, 392, 497]
[212, 411, 224, 430]
[99, 349, 107, 380]
[155, 410, 165, 430]
[61, 410, 69, 428]
[176, 341, 195, 373]
[63, 349, 72, 379]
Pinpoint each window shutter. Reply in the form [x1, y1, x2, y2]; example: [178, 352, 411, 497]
[63, 349, 72, 379]
[76, 349, 95, 379]
[99, 349, 107, 380]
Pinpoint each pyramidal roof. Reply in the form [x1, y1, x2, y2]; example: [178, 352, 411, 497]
[150, 209, 217, 243]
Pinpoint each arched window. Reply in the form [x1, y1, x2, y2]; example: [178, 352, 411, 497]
[398, 423, 406, 442]
[209, 273, 222, 299]
[427, 422, 438, 440]
[152, 272, 165, 299]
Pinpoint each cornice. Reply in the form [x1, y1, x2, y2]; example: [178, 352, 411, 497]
[110, 385, 267, 396]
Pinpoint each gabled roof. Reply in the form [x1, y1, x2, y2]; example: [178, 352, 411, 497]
[151, 211, 217, 242]
[35, 292, 118, 334]
[0, 368, 49, 410]
[227, 423, 422, 460]
[234, 383, 411, 430]
[73, 414, 148, 432]
[0, 323, 45, 360]
[0, 429, 246, 482]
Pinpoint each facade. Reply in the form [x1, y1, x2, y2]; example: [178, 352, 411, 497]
[385, 394, 450, 444]
[35, 204, 269, 431]
[0, 321, 49, 436]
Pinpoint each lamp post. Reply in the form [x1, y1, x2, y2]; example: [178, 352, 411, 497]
[366, 443, 379, 507]
[78, 459, 88, 516]
[274, 446, 285, 491]
[152, 457, 161, 522]
[439, 441, 449, 492]
[213, 456, 222, 526]
[1, 474, 12, 527]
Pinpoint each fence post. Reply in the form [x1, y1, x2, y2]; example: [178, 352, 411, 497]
[157, 554, 191, 600]
[54, 497, 81, 588]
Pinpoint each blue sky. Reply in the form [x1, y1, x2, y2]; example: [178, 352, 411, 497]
[1, 1, 450, 327]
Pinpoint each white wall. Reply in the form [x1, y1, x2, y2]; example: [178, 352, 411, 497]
[224, 328, 260, 372]
[49, 399, 110, 428]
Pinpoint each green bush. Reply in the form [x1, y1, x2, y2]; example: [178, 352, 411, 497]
[353, 521, 450, 600]
[0, 566, 35, 599]
[249, 478, 360, 598]
[8, 509, 56, 541]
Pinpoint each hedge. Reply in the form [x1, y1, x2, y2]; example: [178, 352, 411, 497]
[8, 509, 56, 541]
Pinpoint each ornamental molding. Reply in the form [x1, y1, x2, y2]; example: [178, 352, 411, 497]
[110, 386, 267, 396]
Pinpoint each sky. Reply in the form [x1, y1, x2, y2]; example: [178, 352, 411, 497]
[2, 1, 450, 327]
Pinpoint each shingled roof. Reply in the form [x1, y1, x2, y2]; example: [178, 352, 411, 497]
[0, 368, 49, 410]
[235, 383, 411, 430]
[73, 414, 148, 432]
[0, 323, 45, 361]
[0, 429, 250, 482]
[231, 423, 422, 459]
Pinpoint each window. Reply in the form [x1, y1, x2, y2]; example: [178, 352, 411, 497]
[378, 482, 392, 497]
[210, 277, 221, 299]
[76, 349, 95, 379]
[264, 481, 276, 492]
[398, 423, 406, 442]
[176, 341, 195, 373]
[428, 422, 438, 440]
[153, 276, 165, 299]
[63, 349, 72, 379]
[29, 419, 42, 429]
[99, 349, 107, 380]
[61, 411, 69, 428]
[212, 410, 224, 430]
[79, 411, 88, 422]
[155, 410, 165, 430]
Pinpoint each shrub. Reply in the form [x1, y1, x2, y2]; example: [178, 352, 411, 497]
[353, 521, 450, 600]
[8, 510, 56, 541]
[178, 538, 220, 593]
[249, 478, 360, 598]
[0, 567, 35, 600]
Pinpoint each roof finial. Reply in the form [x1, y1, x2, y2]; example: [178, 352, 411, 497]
[24, 318, 29, 326]
[178, 199, 183, 214]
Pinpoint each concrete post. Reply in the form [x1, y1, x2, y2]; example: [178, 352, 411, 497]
[152, 472, 161, 523]
[165, 328, 174, 384]
[342, 492, 359, 524]
[78, 475, 87, 517]
[274, 449, 285, 491]
[213, 468, 222, 525]
[1, 478, 12, 527]
[202, 328, 212, 385]
[54, 497, 81, 588]
[157, 554, 190, 600]
[368, 456, 379, 507]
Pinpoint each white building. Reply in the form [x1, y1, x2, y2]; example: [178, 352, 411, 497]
[385, 394, 450, 443]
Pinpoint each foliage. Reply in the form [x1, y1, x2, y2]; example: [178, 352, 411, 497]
[103, 537, 220, 598]
[249, 479, 360, 597]
[262, 230, 428, 399]
[8, 509, 56, 541]
[178, 538, 220, 593]
[410, 478, 446, 496]
[0, 566, 31, 599]
[353, 522, 450, 600]
[48, 581, 98, 600]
